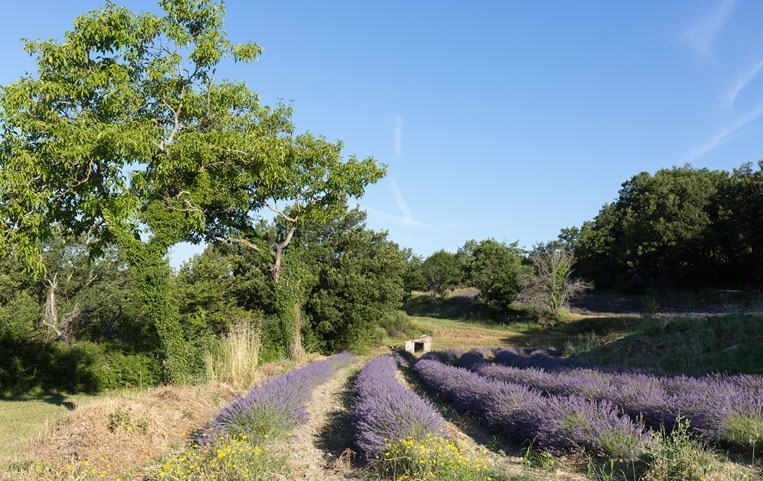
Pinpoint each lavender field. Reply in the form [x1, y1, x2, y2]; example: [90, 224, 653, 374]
[415, 348, 763, 459]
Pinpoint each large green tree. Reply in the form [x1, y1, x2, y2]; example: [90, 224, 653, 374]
[0, 0, 383, 380]
[420, 250, 461, 300]
[463, 238, 527, 312]
[566, 162, 763, 288]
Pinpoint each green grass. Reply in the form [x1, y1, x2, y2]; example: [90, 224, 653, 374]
[0, 392, 98, 461]
[565, 314, 763, 375]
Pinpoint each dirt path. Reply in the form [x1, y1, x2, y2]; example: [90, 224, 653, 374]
[287, 362, 367, 481]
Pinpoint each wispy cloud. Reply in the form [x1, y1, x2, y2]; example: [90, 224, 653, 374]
[679, 0, 737, 56]
[686, 103, 763, 161]
[391, 179, 413, 221]
[363, 179, 438, 231]
[365, 206, 440, 231]
[393, 115, 403, 157]
[387, 179, 438, 230]
[727, 59, 763, 106]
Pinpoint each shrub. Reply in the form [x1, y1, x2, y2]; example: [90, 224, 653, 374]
[378, 311, 423, 339]
[158, 432, 289, 481]
[642, 418, 716, 481]
[0, 332, 161, 394]
[351, 355, 445, 457]
[374, 434, 508, 481]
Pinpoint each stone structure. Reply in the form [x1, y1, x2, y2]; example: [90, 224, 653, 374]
[404, 335, 432, 355]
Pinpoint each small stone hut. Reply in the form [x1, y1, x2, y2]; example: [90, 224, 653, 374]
[404, 335, 432, 355]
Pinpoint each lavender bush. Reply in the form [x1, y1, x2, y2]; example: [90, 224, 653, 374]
[457, 349, 490, 370]
[420, 348, 464, 364]
[351, 355, 445, 457]
[485, 348, 763, 450]
[412, 359, 648, 459]
[198, 353, 356, 444]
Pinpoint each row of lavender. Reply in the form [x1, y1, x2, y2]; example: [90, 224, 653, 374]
[479, 348, 763, 450]
[412, 357, 649, 459]
[350, 355, 445, 457]
[491, 347, 763, 392]
[197, 352, 357, 444]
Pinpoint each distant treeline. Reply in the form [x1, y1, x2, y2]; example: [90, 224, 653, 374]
[559, 161, 763, 289]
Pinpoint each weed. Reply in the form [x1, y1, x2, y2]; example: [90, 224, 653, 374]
[522, 439, 558, 471]
[204, 321, 261, 389]
[588, 459, 628, 481]
[107, 408, 132, 432]
[373, 434, 515, 481]
[642, 417, 715, 481]
[156, 432, 288, 481]
[642, 296, 659, 320]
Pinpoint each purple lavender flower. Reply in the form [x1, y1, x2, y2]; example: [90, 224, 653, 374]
[420, 348, 464, 364]
[484, 347, 763, 450]
[198, 352, 356, 444]
[351, 356, 445, 457]
[413, 358, 648, 459]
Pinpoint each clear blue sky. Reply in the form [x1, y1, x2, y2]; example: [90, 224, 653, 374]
[3, 0, 763, 267]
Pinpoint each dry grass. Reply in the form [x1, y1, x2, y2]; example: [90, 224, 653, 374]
[2, 383, 238, 480]
[205, 321, 262, 389]
[0, 354, 326, 481]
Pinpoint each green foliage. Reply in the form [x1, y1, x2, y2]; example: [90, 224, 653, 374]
[0, 233, 162, 394]
[567, 162, 763, 288]
[465, 239, 528, 312]
[642, 295, 659, 320]
[403, 292, 498, 322]
[377, 311, 433, 342]
[522, 440, 558, 471]
[420, 250, 461, 300]
[401, 250, 426, 300]
[0, 0, 385, 372]
[642, 418, 716, 481]
[174, 246, 258, 334]
[297, 207, 407, 352]
[0, 331, 161, 395]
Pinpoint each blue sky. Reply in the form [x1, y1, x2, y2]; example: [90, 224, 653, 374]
[3, 0, 763, 267]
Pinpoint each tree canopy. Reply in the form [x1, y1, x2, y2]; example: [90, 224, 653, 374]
[0, 0, 385, 378]
[564, 162, 763, 288]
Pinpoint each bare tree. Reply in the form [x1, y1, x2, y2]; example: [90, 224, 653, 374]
[519, 245, 592, 322]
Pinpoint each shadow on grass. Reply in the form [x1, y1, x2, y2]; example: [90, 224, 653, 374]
[403, 295, 498, 322]
[0, 391, 77, 410]
[566, 314, 763, 375]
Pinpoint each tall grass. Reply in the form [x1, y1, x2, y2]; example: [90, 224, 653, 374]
[205, 322, 261, 389]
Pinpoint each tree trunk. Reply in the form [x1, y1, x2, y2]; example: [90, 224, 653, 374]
[115, 229, 190, 384]
[42, 275, 63, 341]
[290, 300, 305, 361]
